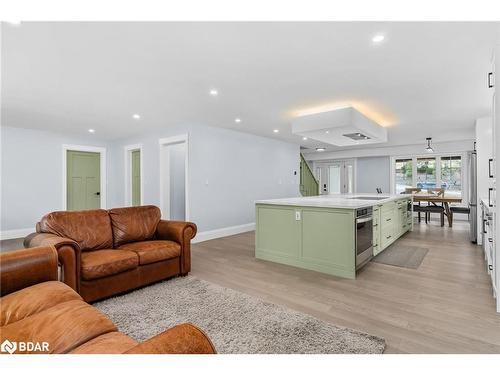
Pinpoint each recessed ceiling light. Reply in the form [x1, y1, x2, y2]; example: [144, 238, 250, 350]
[235, 118, 241, 123]
[316, 147, 326, 152]
[302, 137, 308, 141]
[209, 89, 218, 96]
[372, 34, 385, 43]
[88, 129, 95, 133]
[273, 129, 279, 133]
[132, 114, 141, 120]
[325, 130, 329, 134]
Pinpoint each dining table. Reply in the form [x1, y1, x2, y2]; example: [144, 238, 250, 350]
[411, 193, 462, 227]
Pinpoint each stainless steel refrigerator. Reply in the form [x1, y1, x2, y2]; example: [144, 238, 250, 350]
[469, 150, 477, 243]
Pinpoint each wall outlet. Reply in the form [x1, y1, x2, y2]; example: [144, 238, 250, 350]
[295, 210, 301, 221]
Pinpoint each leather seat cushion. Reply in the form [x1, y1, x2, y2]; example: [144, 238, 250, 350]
[0, 281, 82, 326]
[109, 205, 161, 247]
[70, 332, 138, 354]
[39, 209, 114, 251]
[81, 249, 138, 280]
[118, 240, 181, 265]
[0, 299, 117, 354]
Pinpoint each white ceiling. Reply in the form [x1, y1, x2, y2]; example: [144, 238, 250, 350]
[1, 22, 498, 150]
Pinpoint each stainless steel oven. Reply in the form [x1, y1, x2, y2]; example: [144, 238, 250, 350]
[355, 207, 373, 270]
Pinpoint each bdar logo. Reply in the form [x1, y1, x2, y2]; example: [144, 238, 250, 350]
[1, 339, 17, 354]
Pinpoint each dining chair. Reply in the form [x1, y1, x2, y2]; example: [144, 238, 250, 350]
[406, 188, 425, 222]
[425, 188, 445, 226]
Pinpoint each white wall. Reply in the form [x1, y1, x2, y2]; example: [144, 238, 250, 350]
[2, 124, 300, 237]
[109, 124, 300, 233]
[0, 126, 110, 233]
[356, 156, 391, 194]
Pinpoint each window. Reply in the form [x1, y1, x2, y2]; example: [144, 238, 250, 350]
[416, 157, 436, 189]
[395, 158, 413, 194]
[440, 156, 462, 198]
[392, 154, 464, 198]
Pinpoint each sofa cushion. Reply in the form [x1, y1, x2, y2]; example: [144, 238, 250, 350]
[109, 206, 161, 247]
[118, 240, 181, 265]
[70, 332, 138, 354]
[0, 281, 82, 326]
[0, 299, 117, 354]
[39, 209, 113, 251]
[81, 250, 138, 281]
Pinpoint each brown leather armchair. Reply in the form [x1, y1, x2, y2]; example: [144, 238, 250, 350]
[0, 246, 215, 354]
[24, 206, 197, 302]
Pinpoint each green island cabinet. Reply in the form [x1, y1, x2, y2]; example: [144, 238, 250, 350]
[255, 197, 413, 279]
[373, 198, 413, 256]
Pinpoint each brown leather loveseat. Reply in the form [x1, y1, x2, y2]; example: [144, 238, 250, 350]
[24, 205, 196, 302]
[0, 246, 215, 354]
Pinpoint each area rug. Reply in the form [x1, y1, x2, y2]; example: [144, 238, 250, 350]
[93, 276, 385, 354]
[372, 243, 429, 269]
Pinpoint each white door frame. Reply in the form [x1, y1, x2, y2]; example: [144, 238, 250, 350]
[314, 158, 356, 194]
[62, 144, 107, 210]
[124, 144, 144, 206]
[158, 134, 189, 220]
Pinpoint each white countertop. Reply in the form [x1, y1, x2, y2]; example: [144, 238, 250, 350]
[255, 193, 412, 209]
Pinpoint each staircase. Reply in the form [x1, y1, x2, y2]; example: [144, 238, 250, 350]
[300, 153, 319, 196]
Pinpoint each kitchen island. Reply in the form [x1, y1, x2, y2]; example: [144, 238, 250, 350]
[255, 194, 413, 279]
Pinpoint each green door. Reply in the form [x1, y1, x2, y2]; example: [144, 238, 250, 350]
[131, 150, 141, 206]
[67, 150, 101, 211]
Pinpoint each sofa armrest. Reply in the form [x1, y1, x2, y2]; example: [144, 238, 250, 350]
[0, 246, 58, 296]
[125, 323, 216, 354]
[24, 232, 81, 292]
[155, 220, 197, 274]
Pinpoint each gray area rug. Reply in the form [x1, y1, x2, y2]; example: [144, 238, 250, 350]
[94, 276, 385, 354]
[372, 244, 429, 269]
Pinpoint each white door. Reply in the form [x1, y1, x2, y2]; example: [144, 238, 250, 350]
[317, 160, 355, 194]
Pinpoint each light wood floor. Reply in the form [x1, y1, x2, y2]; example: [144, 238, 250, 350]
[191, 220, 500, 353]
[2, 220, 498, 353]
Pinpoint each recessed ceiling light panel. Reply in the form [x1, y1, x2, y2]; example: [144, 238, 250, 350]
[273, 129, 279, 133]
[209, 89, 218, 96]
[372, 34, 385, 43]
[132, 114, 141, 120]
[88, 129, 95, 133]
[235, 118, 241, 123]
[291, 106, 387, 147]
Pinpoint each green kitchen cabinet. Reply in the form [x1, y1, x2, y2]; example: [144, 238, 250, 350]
[373, 205, 382, 256]
[376, 198, 411, 254]
[256, 204, 356, 279]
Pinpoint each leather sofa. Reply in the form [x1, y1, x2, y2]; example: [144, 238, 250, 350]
[24, 205, 197, 302]
[0, 246, 215, 354]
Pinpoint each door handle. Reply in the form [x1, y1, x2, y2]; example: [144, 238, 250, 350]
[488, 188, 493, 207]
[483, 219, 487, 234]
[489, 159, 494, 178]
[488, 72, 494, 88]
[95, 192, 101, 196]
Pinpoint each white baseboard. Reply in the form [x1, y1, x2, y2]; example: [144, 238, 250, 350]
[0, 228, 34, 241]
[192, 223, 255, 243]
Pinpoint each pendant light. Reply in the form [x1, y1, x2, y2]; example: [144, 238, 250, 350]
[425, 137, 434, 153]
